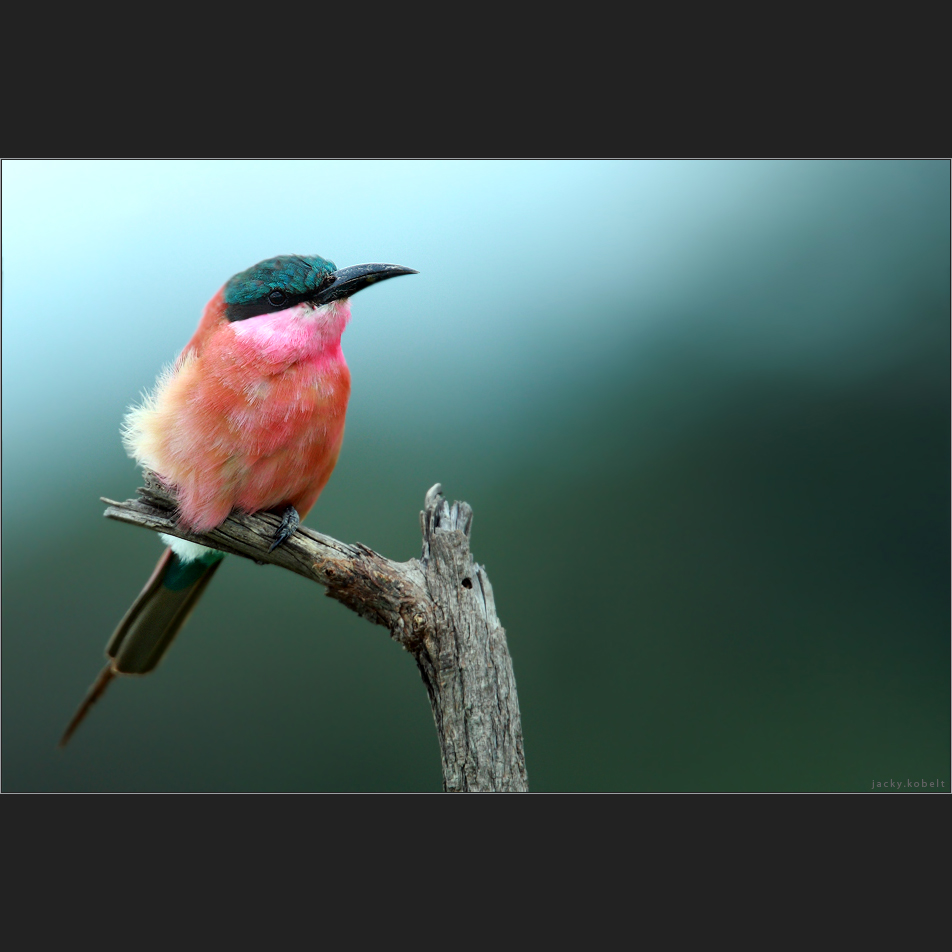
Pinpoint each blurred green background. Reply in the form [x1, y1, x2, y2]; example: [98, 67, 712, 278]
[2, 160, 948, 792]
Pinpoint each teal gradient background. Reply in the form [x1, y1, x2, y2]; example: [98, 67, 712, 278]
[2, 160, 948, 791]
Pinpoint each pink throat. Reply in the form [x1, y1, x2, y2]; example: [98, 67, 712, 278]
[229, 298, 352, 368]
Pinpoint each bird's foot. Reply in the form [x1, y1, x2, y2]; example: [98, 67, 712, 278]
[269, 506, 300, 552]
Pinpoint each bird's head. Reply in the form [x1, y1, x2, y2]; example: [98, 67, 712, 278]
[182, 255, 416, 362]
[222, 254, 417, 323]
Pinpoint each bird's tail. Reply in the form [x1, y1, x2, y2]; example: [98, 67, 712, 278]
[59, 546, 223, 748]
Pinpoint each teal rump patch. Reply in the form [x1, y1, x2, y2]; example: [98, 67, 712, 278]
[224, 255, 337, 305]
[163, 551, 223, 591]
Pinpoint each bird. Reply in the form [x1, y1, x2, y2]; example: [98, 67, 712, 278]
[59, 254, 417, 747]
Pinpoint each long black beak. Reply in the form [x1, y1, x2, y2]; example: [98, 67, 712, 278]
[314, 263, 418, 306]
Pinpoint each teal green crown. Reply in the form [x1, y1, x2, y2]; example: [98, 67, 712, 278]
[223, 255, 337, 305]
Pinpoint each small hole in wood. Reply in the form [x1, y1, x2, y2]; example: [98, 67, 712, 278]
[462, 577, 473, 589]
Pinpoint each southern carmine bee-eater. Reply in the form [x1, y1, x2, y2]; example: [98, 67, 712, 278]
[59, 254, 417, 747]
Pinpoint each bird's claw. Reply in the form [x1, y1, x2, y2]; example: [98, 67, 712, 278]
[269, 506, 301, 552]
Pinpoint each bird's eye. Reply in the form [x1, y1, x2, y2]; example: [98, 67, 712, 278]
[268, 290, 288, 307]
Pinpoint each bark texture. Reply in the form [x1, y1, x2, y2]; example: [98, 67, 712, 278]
[103, 474, 528, 792]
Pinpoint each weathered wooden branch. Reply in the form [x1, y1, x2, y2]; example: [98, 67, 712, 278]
[102, 473, 528, 792]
